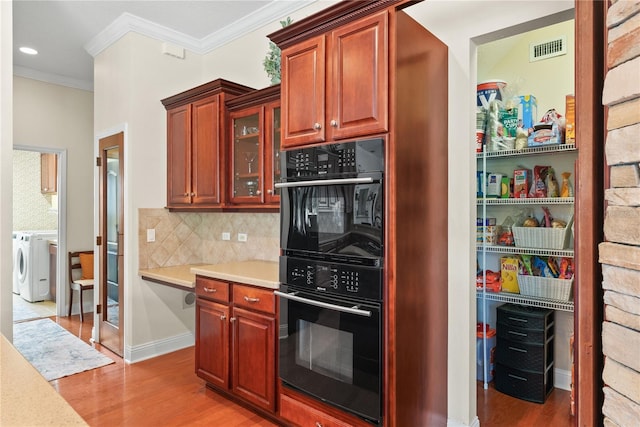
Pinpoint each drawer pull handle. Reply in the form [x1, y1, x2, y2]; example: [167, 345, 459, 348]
[508, 346, 527, 353]
[508, 331, 528, 337]
[316, 422, 323, 427]
[203, 287, 217, 293]
[508, 373, 528, 382]
[508, 316, 528, 323]
[244, 296, 260, 303]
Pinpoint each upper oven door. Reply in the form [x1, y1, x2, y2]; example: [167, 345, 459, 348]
[277, 175, 383, 264]
[276, 286, 382, 424]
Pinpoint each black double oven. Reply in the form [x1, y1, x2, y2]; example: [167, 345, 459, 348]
[275, 138, 384, 425]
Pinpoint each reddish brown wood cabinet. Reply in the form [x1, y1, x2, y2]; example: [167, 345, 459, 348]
[270, 1, 449, 425]
[226, 85, 281, 207]
[40, 153, 57, 194]
[195, 276, 277, 414]
[279, 11, 388, 148]
[161, 79, 254, 210]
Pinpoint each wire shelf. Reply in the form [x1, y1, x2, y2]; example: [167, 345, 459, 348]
[476, 290, 574, 312]
[475, 244, 574, 258]
[476, 144, 577, 159]
[477, 197, 574, 205]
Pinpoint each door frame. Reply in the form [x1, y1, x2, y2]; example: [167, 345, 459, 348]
[13, 145, 67, 317]
[93, 124, 128, 355]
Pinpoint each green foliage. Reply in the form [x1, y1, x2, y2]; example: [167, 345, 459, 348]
[263, 17, 293, 85]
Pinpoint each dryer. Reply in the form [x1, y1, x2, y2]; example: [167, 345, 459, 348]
[15, 231, 57, 302]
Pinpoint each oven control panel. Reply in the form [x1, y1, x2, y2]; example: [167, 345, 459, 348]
[280, 256, 382, 301]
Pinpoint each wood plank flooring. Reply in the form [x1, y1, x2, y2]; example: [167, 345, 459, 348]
[44, 314, 572, 426]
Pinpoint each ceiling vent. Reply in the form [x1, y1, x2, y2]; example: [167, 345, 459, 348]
[529, 36, 567, 62]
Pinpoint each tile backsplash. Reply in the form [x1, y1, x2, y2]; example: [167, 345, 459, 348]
[138, 208, 279, 269]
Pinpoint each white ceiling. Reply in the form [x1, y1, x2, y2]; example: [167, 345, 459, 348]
[13, 0, 314, 91]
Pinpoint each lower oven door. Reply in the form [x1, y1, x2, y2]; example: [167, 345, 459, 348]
[276, 285, 382, 424]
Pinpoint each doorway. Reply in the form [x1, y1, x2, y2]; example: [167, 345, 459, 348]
[98, 132, 124, 356]
[12, 147, 67, 320]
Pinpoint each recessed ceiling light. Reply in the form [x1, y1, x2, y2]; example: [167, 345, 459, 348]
[19, 47, 38, 55]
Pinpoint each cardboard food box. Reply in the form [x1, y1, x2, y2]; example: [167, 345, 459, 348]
[513, 168, 530, 198]
[500, 257, 520, 293]
[565, 94, 575, 144]
[500, 176, 511, 198]
[499, 108, 518, 138]
[486, 173, 503, 198]
[518, 95, 537, 130]
[477, 218, 497, 244]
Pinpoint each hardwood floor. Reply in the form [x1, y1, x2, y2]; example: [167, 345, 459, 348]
[477, 382, 573, 427]
[48, 315, 276, 427]
[44, 314, 572, 426]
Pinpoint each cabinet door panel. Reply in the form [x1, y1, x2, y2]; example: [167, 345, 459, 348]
[192, 96, 221, 205]
[231, 307, 275, 412]
[281, 36, 326, 148]
[167, 104, 192, 205]
[196, 298, 229, 389]
[329, 11, 388, 140]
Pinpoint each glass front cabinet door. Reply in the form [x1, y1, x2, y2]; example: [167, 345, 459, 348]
[230, 106, 263, 204]
[264, 102, 281, 205]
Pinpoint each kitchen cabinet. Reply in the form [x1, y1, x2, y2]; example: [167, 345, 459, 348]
[279, 11, 388, 148]
[195, 276, 277, 413]
[161, 79, 254, 210]
[269, 2, 450, 425]
[226, 85, 281, 207]
[40, 153, 57, 194]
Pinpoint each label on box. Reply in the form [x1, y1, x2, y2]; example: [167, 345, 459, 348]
[565, 94, 575, 144]
[500, 176, 510, 198]
[500, 257, 520, 293]
[486, 173, 503, 198]
[513, 169, 530, 199]
[499, 108, 518, 138]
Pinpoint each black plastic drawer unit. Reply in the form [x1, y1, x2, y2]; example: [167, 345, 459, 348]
[495, 303, 555, 403]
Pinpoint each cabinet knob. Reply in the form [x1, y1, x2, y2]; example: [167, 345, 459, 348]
[184, 192, 189, 197]
[267, 189, 273, 195]
[330, 119, 338, 128]
[313, 122, 322, 130]
[230, 317, 236, 323]
[220, 314, 226, 321]
[256, 190, 262, 195]
[191, 192, 195, 197]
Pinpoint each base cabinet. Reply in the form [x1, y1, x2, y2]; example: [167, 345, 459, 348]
[279, 387, 371, 427]
[195, 276, 277, 413]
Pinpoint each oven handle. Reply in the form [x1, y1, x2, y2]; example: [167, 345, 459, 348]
[274, 290, 372, 317]
[274, 177, 375, 188]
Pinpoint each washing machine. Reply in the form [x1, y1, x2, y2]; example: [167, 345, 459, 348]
[15, 231, 57, 302]
[12, 232, 22, 294]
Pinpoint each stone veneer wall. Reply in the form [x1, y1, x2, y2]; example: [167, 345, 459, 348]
[138, 208, 279, 269]
[599, 1, 640, 426]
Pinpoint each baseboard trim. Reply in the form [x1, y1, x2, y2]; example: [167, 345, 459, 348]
[124, 332, 194, 364]
[555, 367, 571, 391]
[448, 416, 479, 427]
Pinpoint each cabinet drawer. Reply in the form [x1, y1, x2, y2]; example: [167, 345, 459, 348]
[496, 339, 553, 372]
[232, 284, 275, 314]
[497, 303, 554, 331]
[497, 322, 551, 345]
[195, 277, 229, 303]
[495, 362, 554, 404]
[280, 393, 353, 427]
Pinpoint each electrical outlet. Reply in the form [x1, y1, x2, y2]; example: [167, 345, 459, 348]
[222, 232, 231, 241]
[237, 233, 248, 242]
[146, 229, 156, 242]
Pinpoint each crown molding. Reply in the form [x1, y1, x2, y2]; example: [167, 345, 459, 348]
[14, 66, 94, 92]
[85, 1, 315, 58]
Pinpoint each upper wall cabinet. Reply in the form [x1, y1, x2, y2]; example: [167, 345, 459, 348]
[226, 85, 281, 208]
[161, 79, 254, 210]
[278, 11, 388, 148]
[40, 153, 57, 194]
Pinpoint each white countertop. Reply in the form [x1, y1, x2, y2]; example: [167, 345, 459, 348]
[139, 260, 279, 290]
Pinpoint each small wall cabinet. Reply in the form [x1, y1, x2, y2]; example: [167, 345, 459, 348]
[226, 85, 281, 207]
[40, 153, 57, 194]
[161, 79, 254, 210]
[279, 11, 388, 148]
[195, 276, 277, 413]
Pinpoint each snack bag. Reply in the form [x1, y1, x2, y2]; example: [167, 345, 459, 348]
[500, 257, 520, 293]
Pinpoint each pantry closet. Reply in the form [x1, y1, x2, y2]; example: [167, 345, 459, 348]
[475, 14, 578, 422]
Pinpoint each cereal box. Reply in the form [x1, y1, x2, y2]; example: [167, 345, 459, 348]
[565, 94, 575, 144]
[500, 257, 520, 293]
[513, 168, 530, 199]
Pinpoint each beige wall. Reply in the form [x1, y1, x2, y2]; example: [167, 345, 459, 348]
[13, 77, 94, 252]
[0, 0, 13, 339]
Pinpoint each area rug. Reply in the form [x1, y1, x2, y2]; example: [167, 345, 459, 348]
[13, 318, 115, 381]
[13, 302, 41, 322]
